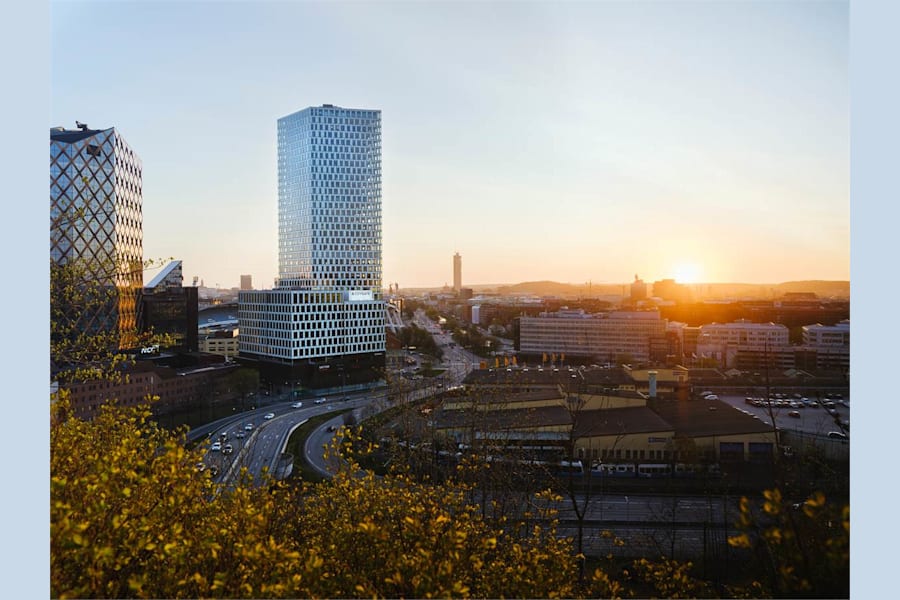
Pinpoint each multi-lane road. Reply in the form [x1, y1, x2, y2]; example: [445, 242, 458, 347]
[191, 311, 480, 484]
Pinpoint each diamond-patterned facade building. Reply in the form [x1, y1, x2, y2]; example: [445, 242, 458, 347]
[50, 124, 143, 349]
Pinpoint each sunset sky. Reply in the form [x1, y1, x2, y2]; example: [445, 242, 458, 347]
[51, 0, 849, 290]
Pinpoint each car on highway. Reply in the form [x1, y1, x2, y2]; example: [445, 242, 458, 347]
[195, 462, 206, 472]
[234, 431, 246, 438]
[788, 410, 801, 418]
[210, 442, 222, 452]
[223, 444, 234, 455]
[291, 401, 303, 408]
[827, 431, 848, 440]
[314, 398, 326, 404]
[209, 466, 219, 477]
[244, 423, 254, 431]
[264, 412, 275, 420]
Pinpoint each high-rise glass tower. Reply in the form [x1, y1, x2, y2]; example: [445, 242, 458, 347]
[453, 252, 462, 294]
[239, 105, 385, 389]
[50, 124, 143, 349]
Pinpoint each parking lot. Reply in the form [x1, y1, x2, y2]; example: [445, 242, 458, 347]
[714, 392, 849, 438]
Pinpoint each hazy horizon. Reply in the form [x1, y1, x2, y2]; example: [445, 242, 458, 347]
[53, 1, 849, 291]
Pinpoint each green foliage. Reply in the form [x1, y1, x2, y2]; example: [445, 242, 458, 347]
[396, 323, 443, 359]
[51, 255, 174, 385]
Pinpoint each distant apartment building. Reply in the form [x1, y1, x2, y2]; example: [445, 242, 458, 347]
[518, 309, 668, 365]
[801, 320, 849, 370]
[453, 252, 462, 294]
[238, 104, 385, 389]
[51, 123, 143, 350]
[240, 274, 252, 290]
[696, 320, 792, 370]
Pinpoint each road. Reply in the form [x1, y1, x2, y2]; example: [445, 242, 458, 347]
[192, 308, 476, 484]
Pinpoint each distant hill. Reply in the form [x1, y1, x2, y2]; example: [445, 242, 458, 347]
[401, 280, 849, 301]
[494, 281, 624, 297]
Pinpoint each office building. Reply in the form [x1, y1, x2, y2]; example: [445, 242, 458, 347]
[140, 260, 199, 353]
[453, 252, 462, 294]
[50, 123, 142, 350]
[518, 309, 668, 365]
[240, 274, 252, 290]
[800, 320, 850, 371]
[239, 104, 385, 389]
[696, 320, 792, 370]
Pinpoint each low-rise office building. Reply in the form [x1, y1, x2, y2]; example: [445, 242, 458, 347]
[518, 309, 668, 365]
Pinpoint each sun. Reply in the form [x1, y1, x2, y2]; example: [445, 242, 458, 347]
[671, 263, 702, 284]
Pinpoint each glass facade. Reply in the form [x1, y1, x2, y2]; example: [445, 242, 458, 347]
[239, 105, 386, 366]
[276, 105, 382, 290]
[50, 126, 143, 348]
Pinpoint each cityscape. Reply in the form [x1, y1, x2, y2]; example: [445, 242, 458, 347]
[47, 2, 854, 599]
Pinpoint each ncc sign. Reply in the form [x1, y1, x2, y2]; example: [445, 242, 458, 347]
[140, 344, 160, 355]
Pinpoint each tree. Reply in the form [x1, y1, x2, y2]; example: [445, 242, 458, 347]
[727, 488, 849, 598]
[51, 399, 580, 598]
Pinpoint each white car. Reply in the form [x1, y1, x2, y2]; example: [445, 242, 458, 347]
[244, 423, 254, 431]
[264, 412, 275, 420]
[291, 401, 303, 408]
[314, 398, 326, 405]
[210, 442, 222, 452]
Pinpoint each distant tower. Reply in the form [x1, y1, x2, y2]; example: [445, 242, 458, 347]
[453, 252, 462, 294]
[630, 274, 647, 301]
[240, 274, 252, 290]
[192, 276, 199, 287]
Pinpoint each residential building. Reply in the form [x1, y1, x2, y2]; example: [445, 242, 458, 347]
[238, 104, 385, 389]
[50, 123, 142, 349]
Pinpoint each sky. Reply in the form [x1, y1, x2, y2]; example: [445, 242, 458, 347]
[50, 0, 849, 290]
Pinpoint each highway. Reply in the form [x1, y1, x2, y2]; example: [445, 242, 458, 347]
[191, 310, 480, 484]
